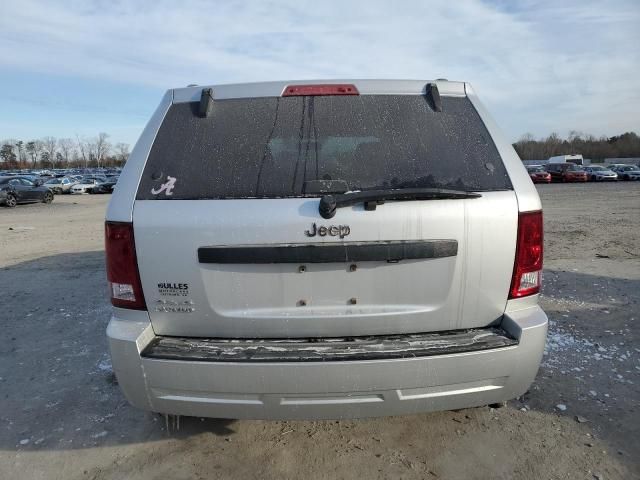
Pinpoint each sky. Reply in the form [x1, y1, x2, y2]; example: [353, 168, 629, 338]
[0, 0, 639, 147]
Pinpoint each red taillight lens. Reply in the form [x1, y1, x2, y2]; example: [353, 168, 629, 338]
[282, 84, 359, 96]
[105, 222, 146, 310]
[509, 211, 543, 298]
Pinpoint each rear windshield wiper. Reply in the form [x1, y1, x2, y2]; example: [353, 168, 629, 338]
[319, 188, 481, 219]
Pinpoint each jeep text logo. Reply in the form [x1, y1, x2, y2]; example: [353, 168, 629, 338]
[304, 222, 350, 239]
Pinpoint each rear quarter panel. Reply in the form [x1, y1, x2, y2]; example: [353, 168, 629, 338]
[107, 91, 173, 223]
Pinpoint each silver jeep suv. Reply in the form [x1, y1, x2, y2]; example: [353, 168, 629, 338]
[106, 80, 547, 420]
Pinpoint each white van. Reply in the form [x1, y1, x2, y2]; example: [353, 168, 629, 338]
[548, 154, 584, 165]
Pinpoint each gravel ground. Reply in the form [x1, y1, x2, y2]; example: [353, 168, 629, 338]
[0, 183, 638, 479]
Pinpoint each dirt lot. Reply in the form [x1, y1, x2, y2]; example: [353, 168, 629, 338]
[1, 183, 638, 480]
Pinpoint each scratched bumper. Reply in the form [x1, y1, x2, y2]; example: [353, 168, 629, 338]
[141, 327, 518, 362]
[107, 305, 547, 420]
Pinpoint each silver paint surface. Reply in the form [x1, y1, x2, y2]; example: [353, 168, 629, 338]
[106, 79, 547, 419]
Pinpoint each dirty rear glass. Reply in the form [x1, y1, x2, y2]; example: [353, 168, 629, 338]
[137, 95, 511, 200]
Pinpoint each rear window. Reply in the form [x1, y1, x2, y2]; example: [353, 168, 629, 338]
[137, 95, 512, 200]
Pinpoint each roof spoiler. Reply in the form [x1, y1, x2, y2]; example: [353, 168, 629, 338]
[198, 88, 214, 118]
[425, 83, 442, 112]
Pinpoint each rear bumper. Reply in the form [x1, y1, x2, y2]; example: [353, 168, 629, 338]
[107, 306, 547, 420]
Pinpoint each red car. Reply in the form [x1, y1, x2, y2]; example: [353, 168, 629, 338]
[546, 163, 588, 182]
[526, 166, 551, 183]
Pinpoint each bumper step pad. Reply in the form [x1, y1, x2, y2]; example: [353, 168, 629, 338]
[142, 327, 517, 363]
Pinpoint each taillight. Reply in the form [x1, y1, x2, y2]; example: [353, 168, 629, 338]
[509, 211, 543, 298]
[282, 84, 359, 96]
[105, 221, 146, 310]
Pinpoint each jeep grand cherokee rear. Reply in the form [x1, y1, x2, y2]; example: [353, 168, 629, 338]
[106, 80, 547, 420]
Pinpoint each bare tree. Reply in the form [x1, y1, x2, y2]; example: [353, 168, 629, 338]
[513, 133, 537, 160]
[1, 142, 17, 167]
[58, 138, 75, 165]
[76, 135, 90, 168]
[1, 139, 18, 167]
[71, 149, 82, 165]
[15, 140, 26, 166]
[26, 141, 36, 166]
[114, 142, 130, 164]
[42, 136, 57, 167]
[86, 138, 98, 166]
[25, 140, 43, 168]
[95, 132, 111, 168]
[35, 140, 44, 167]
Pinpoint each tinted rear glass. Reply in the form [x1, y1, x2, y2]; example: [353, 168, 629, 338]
[137, 95, 511, 200]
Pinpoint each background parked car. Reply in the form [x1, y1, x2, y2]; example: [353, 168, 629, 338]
[32, 177, 47, 186]
[526, 165, 551, 183]
[612, 165, 640, 180]
[606, 164, 629, 171]
[0, 176, 54, 207]
[583, 165, 618, 181]
[43, 177, 77, 194]
[546, 163, 588, 182]
[70, 176, 108, 194]
[88, 178, 118, 194]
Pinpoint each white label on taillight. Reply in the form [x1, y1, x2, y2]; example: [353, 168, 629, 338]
[111, 282, 136, 301]
[518, 271, 541, 291]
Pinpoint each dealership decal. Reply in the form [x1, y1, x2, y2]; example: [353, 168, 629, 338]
[157, 282, 189, 297]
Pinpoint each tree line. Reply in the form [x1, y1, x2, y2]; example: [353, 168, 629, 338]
[513, 131, 640, 161]
[0, 134, 129, 170]
[3, 130, 640, 169]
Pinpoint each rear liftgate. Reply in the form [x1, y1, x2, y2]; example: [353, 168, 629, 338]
[133, 82, 519, 338]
